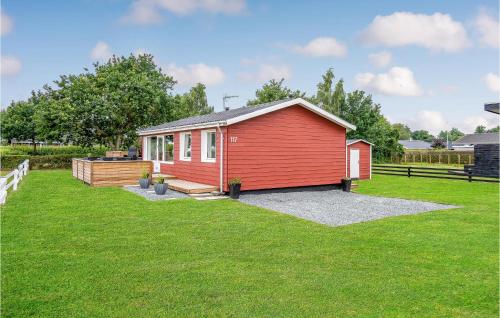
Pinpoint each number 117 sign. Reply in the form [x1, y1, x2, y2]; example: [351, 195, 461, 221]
[230, 136, 238, 143]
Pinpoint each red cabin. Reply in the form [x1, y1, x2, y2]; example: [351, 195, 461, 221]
[138, 98, 372, 192]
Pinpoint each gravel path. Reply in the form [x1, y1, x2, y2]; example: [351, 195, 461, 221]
[124, 185, 188, 201]
[239, 186, 457, 227]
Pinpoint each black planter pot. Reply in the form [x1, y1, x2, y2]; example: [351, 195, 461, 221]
[139, 178, 150, 189]
[229, 184, 241, 199]
[342, 179, 352, 192]
[154, 183, 168, 195]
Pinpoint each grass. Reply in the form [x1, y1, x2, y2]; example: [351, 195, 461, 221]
[2, 170, 498, 317]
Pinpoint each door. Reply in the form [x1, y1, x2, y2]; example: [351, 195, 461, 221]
[350, 149, 360, 179]
[147, 136, 160, 173]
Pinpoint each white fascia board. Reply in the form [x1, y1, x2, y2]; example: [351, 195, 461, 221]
[225, 98, 356, 130]
[347, 139, 375, 146]
[138, 121, 226, 136]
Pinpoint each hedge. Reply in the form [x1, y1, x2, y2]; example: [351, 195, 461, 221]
[0, 145, 108, 156]
[1, 154, 77, 170]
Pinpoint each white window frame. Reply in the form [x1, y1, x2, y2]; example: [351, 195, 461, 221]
[201, 129, 216, 163]
[179, 132, 192, 161]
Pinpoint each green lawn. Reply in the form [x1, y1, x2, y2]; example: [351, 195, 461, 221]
[2, 170, 498, 317]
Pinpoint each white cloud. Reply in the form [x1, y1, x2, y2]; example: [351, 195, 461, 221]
[1, 55, 22, 76]
[355, 66, 423, 97]
[292, 37, 347, 58]
[90, 41, 113, 61]
[122, 0, 246, 25]
[474, 10, 499, 48]
[360, 12, 470, 52]
[164, 63, 225, 86]
[407, 110, 448, 134]
[1, 9, 13, 36]
[238, 64, 291, 82]
[462, 115, 499, 132]
[368, 51, 392, 68]
[484, 73, 500, 93]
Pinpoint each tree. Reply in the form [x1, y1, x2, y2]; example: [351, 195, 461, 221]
[172, 83, 213, 119]
[313, 68, 345, 116]
[475, 125, 486, 133]
[247, 79, 306, 106]
[48, 54, 176, 149]
[437, 127, 464, 141]
[431, 138, 446, 149]
[341, 90, 403, 161]
[392, 123, 412, 140]
[487, 126, 500, 133]
[411, 130, 434, 142]
[2, 99, 38, 151]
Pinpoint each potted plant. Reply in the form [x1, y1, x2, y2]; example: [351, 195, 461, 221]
[139, 171, 150, 189]
[341, 177, 352, 192]
[154, 177, 168, 195]
[228, 177, 242, 199]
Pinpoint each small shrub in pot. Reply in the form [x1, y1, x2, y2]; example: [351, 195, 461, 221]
[229, 177, 242, 199]
[154, 177, 168, 195]
[341, 177, 352, 192]
[139, 171, 150, 189]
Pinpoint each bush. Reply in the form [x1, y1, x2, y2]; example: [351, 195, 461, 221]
[1, 154, 77, 170]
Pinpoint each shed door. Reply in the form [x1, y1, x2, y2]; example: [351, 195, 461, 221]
[350, 149, 360, 179]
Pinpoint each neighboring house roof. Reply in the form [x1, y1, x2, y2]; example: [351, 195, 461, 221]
[454, 133, 500, 145]
[138, 98, 356, 135]
[398, 140, 432, 149]
[485, 102, 500, 115]
[347, 139, 374, 146]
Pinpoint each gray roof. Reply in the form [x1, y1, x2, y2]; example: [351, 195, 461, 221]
[485, 102, 499, 114]
[398, 140, 432, 149]
[454, 133, 500, 145]
[139, 99, 292, 133]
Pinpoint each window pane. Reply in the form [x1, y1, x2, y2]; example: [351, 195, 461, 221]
[208, 132, 216, 159]
[158, 137, 164, 161]
[149, 137, 157, 161]
[184, 134, 191, 158]
[165, 135, 174, 162]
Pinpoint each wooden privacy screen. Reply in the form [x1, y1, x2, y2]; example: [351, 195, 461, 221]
[72, 158, 152, 187]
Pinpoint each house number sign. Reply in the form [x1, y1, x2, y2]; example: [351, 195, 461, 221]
[230, 136, 238, 143]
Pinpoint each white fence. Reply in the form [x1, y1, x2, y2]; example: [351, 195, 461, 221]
[0, 160, 29, 205]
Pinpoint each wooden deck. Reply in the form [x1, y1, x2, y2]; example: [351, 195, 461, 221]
[166, 179, 218, 194]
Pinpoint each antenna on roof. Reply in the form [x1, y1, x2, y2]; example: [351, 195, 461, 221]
[223, 94, 238, 111]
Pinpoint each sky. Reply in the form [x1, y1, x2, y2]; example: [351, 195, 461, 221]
[1, 0, 499, 134]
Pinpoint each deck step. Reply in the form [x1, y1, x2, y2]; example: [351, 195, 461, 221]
[152, 173, 177, 180]
[167, 179, 218, 194]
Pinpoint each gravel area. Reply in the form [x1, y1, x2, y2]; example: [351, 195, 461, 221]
[239, 186, 457, 227]
[124, 185, 188, 201]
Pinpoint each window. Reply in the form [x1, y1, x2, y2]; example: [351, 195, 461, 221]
[165, 135, 174, 162]
[157, 136, 164, 161]
[201, 130, 216, 162]
[180, 132, 192, 161]
[148, 136, 157, 161]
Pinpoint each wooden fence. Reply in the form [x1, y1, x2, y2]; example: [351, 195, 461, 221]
[391, 151, 474, 165]
[0, 160, 29, 204]
[373, 164, 499, 183]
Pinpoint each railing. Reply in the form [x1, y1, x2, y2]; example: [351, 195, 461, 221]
[0, 160, 29, 204]
[373, 164, 499, 183]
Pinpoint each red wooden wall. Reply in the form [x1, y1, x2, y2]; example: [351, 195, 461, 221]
[347, 141, 371, 180]
[226, 105, 347, 191]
